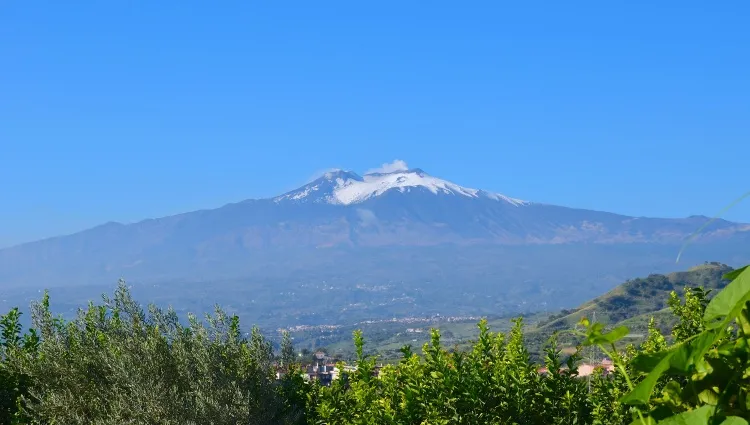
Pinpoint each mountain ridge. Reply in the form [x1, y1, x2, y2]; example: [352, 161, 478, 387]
[9, 167, 746, 249]
[0, 165, 748, 325]
[11, 166, 748, 247]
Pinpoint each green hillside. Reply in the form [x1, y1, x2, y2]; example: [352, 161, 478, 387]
[530, 261, 733, 340]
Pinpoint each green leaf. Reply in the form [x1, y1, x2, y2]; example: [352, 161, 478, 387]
[723, 265, 749, 281]
[704, 266, 750, 329]
[719, 417, 749, 425]
[629, 417, 656, 425]
[656, 405, 714, 424]
[660, 381, 683, 405]
[623, 330, 721, 405]
[587, 325, 630, 345]
[629, 350, 673, 374]
[697, 388, 719, 405]
[601, 326, 629, 343]
[622, 350, 673, 405]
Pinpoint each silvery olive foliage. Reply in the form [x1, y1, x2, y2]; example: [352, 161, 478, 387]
[2, 280, 307, 425]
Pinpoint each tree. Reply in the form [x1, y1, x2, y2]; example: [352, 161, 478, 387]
[8, 280, 300, 425]
[280, 331, 295, 370]
[667, 286, 710, 343]
[0, 307, 39, 425]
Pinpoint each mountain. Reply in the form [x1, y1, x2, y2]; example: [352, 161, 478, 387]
[0, 166, 748, 328]
[269, 168, 748, 246]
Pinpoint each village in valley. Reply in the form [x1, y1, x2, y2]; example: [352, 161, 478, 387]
[280, 349, 616, 386]
[276, 350, 381, 386]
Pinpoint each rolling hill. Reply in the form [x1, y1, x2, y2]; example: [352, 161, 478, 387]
[535, 262, 733, 332]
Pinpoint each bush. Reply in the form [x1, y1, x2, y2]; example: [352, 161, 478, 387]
[4, 281, 308, 425]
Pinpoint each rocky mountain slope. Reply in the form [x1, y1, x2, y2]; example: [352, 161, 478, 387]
[0, 166, 748, 328]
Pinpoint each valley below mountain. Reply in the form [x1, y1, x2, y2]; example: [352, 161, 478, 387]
[284, 262, 736, 361]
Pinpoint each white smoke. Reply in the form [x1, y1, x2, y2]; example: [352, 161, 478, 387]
[365, 159, 409, 175]
[355, 209, 378, 227]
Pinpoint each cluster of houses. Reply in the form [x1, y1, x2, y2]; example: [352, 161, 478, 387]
[537, 358, 615, 377]
[301, 351, 344, 386]
[276, 351, 382, 386]
[278, 351, 615, 387]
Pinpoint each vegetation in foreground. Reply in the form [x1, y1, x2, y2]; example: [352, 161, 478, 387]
[0, 265, 749, 424]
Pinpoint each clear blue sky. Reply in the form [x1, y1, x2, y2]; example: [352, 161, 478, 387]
[1, 1, 749, 248]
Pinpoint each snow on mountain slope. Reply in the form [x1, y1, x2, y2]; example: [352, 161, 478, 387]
[274, 167, 528, 206]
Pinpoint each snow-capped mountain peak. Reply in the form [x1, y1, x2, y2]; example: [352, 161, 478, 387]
[274, 166, 527, 206]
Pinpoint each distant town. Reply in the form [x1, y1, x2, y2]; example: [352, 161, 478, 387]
[280, 315, 483, 333]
